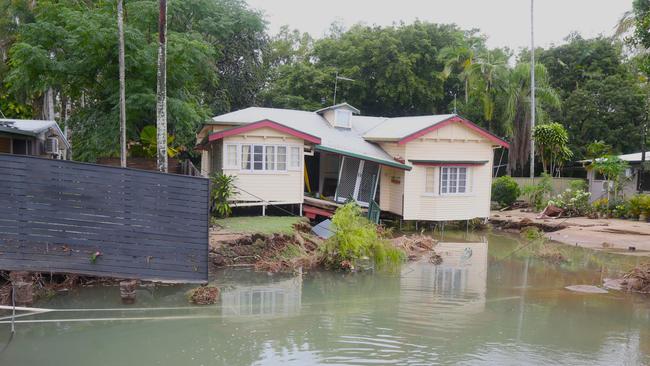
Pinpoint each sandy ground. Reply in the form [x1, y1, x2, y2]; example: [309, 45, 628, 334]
[491, 210, 650, 257]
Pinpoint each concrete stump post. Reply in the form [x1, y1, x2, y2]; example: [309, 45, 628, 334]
[9, 271, 33, 306]
[120, 279, 137, 304]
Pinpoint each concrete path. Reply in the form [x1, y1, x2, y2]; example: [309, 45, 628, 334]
[491, 210, 650, 257]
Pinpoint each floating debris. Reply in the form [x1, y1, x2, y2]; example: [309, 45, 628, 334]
[565, 285, 608, 294]
[620, 264, 650, 293]
[187, 286, 220, 305]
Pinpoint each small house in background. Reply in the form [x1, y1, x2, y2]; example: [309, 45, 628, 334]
[0, 119, 70, 159]
[196, 103, 509, 222]
[583, 151, 650, 202]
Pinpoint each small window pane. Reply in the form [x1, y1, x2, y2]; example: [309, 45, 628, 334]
[241, 145, 251, 170]
[253, 145, 264, 170]
[425, 168, 435, 193]
[265, 146, 275, 170]
[277, 146, 287, 170]
[290, 146, 301, 169]
[226, 145, 237, 167]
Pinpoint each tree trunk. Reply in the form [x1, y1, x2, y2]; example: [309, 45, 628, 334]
[464, 78, 469, 104]
[42, 88, 55, 120]
[156, 0, 168, 173]
[118, 0, 127, 168]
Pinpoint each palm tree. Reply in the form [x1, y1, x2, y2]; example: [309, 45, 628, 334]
[467, 50, 508, 132]
[438, 45, 475, 104]
[156, 0, 168, 172]
[504, 62, 560, 175]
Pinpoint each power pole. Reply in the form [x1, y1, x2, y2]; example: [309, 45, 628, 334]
[156, 0, 168, 173]
[529, 0, 536, 180]
[118, 0, 127, 168]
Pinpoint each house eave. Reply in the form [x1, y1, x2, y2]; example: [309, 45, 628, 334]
[316, 145, 411, 171]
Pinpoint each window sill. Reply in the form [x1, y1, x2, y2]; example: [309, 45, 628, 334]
[421, 193, 475, 198]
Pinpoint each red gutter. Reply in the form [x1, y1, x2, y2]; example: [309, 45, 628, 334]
[397, 116, 510, 148]
[208, 119, 321, 144]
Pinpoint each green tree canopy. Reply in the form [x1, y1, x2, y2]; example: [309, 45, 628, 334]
[2, 0, 267, 161]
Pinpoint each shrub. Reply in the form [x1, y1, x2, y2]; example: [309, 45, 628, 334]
[629, 194, 650, 219]
[322, 203, 405, 270]
[491, 176, 521, 207]
[592, 198, 610, 216]
[521, 174, 553, 211]
[210, 173, 237, 218]
[547, 180, 591, 217]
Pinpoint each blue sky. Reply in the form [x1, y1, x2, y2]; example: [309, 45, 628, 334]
[247, 0, 632, 50]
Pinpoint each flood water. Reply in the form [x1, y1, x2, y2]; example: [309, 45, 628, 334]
[1, 232, 650, 366]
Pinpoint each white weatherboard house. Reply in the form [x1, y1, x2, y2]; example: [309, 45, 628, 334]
[196, 103, 509, 221]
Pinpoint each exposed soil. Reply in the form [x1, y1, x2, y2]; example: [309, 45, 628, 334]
[491, 210, 650, 256]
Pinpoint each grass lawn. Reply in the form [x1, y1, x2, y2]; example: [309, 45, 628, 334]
[212, 216, 304, 235]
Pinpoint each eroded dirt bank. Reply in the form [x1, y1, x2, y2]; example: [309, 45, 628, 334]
[491, 210, 650, 256]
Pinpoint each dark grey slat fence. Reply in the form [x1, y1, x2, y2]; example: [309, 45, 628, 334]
[0, 154, 209, 283]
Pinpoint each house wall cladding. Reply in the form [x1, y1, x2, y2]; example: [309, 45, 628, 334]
[0, 154, 209, 283]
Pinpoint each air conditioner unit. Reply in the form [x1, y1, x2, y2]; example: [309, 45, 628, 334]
[45, 137, 59, 155]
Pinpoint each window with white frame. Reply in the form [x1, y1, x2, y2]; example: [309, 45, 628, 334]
[225, 144, 238, 168]
[289, 146, 301, 170]
[277, 146, 287, 170]
[334, 109, 352, 128]
[425, 167, 435, 194]
[439, 166, 468, 194]
[224, 143, 300, 172]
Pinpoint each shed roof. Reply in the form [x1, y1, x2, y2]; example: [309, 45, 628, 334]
[617, 151, 650, 163]
[579, 151, 650, 164]
[0, 118, 70, 149]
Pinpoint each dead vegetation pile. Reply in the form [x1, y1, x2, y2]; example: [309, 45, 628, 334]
[621, 264, 650, 293]
[187, 286, 220, 305]
[390, 234, 441, 263]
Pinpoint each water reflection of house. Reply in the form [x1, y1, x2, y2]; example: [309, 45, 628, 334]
[221, 276, 302, 318]
[398, 242, 488, 327]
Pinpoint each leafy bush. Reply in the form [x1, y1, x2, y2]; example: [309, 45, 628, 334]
[322, 203, 405, 270]
[521, 174, 553, 211]
[592, 198, 610, 216]
[491, 176, 521, 207]
[629, 194, 650, 219]
[210, 173, 237, 218]
[547, 180, 591, 216]
[130, 125, 179, 158]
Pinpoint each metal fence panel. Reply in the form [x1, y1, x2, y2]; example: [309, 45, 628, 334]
[0, 154, 209, 283]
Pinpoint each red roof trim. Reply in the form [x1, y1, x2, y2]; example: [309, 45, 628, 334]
[397, 116, 510, 148]
[411, 162, 487, 167]
[208, 119, 321, 144]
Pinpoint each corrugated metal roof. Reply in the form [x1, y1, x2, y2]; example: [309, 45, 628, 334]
[0, 119, 70, 148]
[579, 151, 650, 164]
[362, 114, 457, 141]
[209, 107, 403, 168]
[618, 151, 650, 162]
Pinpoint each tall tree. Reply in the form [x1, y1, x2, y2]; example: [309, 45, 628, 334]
[117, 0, 127, 168]
[2, 0, 266, 162]
[156, 0, 167, 172]
[504, 62, 560, 175]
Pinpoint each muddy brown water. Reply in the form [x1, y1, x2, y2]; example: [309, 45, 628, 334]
[1, 232, 649, 365]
